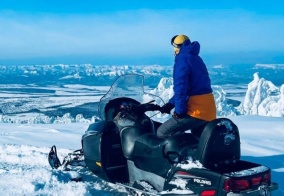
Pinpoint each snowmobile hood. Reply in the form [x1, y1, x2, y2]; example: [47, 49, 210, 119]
[179, 40, 200, 55]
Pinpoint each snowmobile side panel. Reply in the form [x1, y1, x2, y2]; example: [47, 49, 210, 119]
[127, 160, 166, 192]
[82, 121, 128, 182]
[165, 167, 222, 195]
[82, 122, 105, 178]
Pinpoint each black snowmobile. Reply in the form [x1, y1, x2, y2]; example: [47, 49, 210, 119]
[49, 74, 278, 196]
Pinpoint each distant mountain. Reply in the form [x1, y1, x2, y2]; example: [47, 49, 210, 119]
[1, 64, 284, 124]
[0, 64, 172, 87]
[1, 63, 284, 86]
[2, 71, 283, 125]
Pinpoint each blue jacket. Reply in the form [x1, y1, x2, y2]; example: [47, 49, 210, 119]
[169, 40, 213, 115]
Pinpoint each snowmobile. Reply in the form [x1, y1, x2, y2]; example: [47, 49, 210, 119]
[49, 74, 278, 196]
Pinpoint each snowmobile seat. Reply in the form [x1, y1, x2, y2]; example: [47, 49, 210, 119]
[120, 124, 155, 160]
[164, 133, 199, 158]
[132, 133, 171, 177]
[134, 133, 166, 151]
[115, 103, 156, 160]
[194, 118, 241, 170]
[132, 132, 199, 165]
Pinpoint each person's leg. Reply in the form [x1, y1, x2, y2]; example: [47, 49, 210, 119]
[190, 122, 208, 138]
[151, 120, 162, 134]
[156, 116, 206, 139]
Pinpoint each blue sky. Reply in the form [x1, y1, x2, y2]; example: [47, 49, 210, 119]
[0, 0, 284, 65]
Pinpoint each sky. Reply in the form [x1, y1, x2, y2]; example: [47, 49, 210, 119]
[0, 0, 284, 65]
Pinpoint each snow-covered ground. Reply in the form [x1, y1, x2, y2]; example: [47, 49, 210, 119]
[0, 71, 284, 195]
[0, 116, 283, 195]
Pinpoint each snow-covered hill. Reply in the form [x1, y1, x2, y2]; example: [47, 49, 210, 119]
[238, 73, 284, 116]
[1, 71, 284, 124]
[1, 64, 284, 87]
[0, 68, 283, 195]
[150, 73, 284, 117]
[0, 64, 173, 86]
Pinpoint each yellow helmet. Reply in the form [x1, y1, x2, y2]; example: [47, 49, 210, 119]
[171, 34, 190, 48]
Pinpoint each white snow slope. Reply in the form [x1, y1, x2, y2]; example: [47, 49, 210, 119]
[1, 73, 284, 195]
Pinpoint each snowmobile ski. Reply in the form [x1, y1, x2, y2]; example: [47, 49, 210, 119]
[48, 145, 85, 181]
[48, 145, 62, 169]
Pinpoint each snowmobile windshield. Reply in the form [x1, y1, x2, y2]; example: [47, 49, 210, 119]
[98, 74, 165, 120]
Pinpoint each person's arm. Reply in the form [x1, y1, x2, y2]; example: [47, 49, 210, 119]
[173, 55, 191, 116]
[168, 95, 175, 105]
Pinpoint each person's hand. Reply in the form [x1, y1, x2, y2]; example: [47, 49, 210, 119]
[130, 104, 143, 114]
[131, 103, 160, 114]
[173, 111, 187, 119]
[160, 103, 174, 114]
[141, 103, 161, 112]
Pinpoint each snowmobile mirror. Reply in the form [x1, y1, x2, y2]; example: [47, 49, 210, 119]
[166, 152, 181, 163]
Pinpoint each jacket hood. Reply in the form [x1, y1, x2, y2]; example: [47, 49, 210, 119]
[179, 40, 200, 55]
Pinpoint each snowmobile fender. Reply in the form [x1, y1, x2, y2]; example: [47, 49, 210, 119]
[164, 167, 222, 195]
[195, 118, 241, 169]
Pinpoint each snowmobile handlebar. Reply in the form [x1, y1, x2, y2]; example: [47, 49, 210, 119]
[126, 101, 161, 114]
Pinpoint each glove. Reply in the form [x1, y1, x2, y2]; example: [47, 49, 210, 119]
[141, 103, 161, 112]
[131, 103, 160, 114]
[160, 102, 174, 114]
[130, 104, 143, 114]
[173, 111, 187, 119]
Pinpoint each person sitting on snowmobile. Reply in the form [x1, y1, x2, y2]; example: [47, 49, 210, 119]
[157, 34, 217, 138]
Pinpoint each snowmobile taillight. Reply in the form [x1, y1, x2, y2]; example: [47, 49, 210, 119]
[174, 171, 193, 178]
[223, 179, 250, 192]
[261, 172, 271, 184]
[200, 190, 216, 196]
[252, 176, 262, 186]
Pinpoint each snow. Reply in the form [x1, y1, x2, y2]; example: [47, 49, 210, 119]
[0, 71, 284, 195]
[176, 159, 203, 170]
[239, 72, 283, 116]
[152, 72, 284, 117]
[164, 179, 193, 193]
[254, 64, 284, 69]
[225, 165, 269, 177]
[1, 116, 283, 195]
